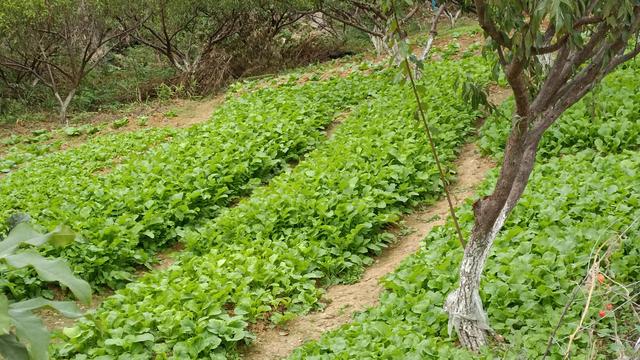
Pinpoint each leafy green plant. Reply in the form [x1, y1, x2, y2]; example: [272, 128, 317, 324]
[63, 127, 82, 137]
[163, 109, 178, 118]
[479, 62, 640, 161]
[290, 150, 640, 359]
[111, 117, 129, 129]
[155, 83, 175, 101]
[0, 128, 176, 297]
[0, 142, 63, 174]
[54, 56, 491, 358]
[1, 135, 23, 146]
[1, 222, 91, 360]
[23, 133, 50, 144]
[79, 124, 102, 135]
[135, 116, 149, 126]
[30, 130, 48, 137]
[440, 42, 461, 60]
[0, 66, 391, 298]
[461, 42, 482, 58]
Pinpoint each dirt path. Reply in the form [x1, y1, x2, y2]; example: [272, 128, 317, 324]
[150, 96, 223, 128]
[0, 95, 223, 161]
[243, 143, 495, 360]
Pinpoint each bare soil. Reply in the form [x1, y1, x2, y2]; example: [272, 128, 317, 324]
[242, 143, 495, 360]
[39, 291, 111, 331]
[487, 84, 512, 106]
[0, 96, 224, 158]
[323, 110, 352, 139]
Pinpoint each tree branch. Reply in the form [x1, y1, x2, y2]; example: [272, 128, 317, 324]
[320, 10, 384, 37]
[475, 0, 511, 49]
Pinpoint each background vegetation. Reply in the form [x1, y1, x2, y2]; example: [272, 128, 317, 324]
[0, 0, 423, 125]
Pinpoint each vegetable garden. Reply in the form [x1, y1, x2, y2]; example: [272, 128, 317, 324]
[54, 56, 492, 358]
[1, 67, 387, 298]
[1, 1, 639, 358]
[290, 61, 640, 359]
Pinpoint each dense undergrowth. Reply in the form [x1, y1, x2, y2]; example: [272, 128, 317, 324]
[54, 57, 491, 358]
[0, 67, 385, 299]
[0, 46, 175, 125]
[290, 63, 640, 359]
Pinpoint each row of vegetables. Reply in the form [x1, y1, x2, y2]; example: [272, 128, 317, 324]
[0, 66, 386, 299]
[54, 57, 491, 358]
[291, 61, 640, 359]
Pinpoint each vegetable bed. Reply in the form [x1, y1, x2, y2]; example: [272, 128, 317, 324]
[290, 150, 640, 359]
[56, 57, 490, 359]
[291, 62, 640, 359]
[0, 68, 384, 298]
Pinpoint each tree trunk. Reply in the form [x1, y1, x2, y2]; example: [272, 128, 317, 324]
[445, 115, 542, 350]
[443, 210, 506, 349]
[419, 5, 446, 61]
[55, 88, 76, 126]
[370, 33, 387, 56]
[447, 9, 461, 28]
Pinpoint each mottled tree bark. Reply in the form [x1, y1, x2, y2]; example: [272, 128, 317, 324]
[444, 2, 640, 350]
[445, 121, 542, 350]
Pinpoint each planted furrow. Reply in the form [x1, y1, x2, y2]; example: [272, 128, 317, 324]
[56, 58, 491, 358]
[0, 68, 386, 299]
[289, 150, 640, 359]
[289, 62, 640, 360]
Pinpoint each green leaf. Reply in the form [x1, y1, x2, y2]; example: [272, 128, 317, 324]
[9, 310, 49, 360]
[133, 333, 154, 343]
[0, 294, 10, 334]
[46, 225, 76, 247]
[62, 326, 80, 339]
[4, 252, 91, 305]
[9, 298, 83, 318]
[0, 223, 41, 258]
[0, 334, 29, 360]
[0, 223, 76, 258]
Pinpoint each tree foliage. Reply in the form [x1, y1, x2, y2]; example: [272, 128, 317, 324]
[116, 0, 241, 75]
[316, 0, 423, 55]
[0, 0, 134, 123]
[0, 0, 322, 121]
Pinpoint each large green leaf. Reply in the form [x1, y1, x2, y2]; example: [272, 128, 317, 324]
[23, 225, 76, 248]
[45, 225, 75, 247]
[9, 310, 49, 360]
[0, 223, 40, 258]
[0, 294, 10, 334]
[0, 223, 76, 259]
[0, 334, 29, 360]
[9, 297, 83, 318]
[4, 252, 91, 305]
